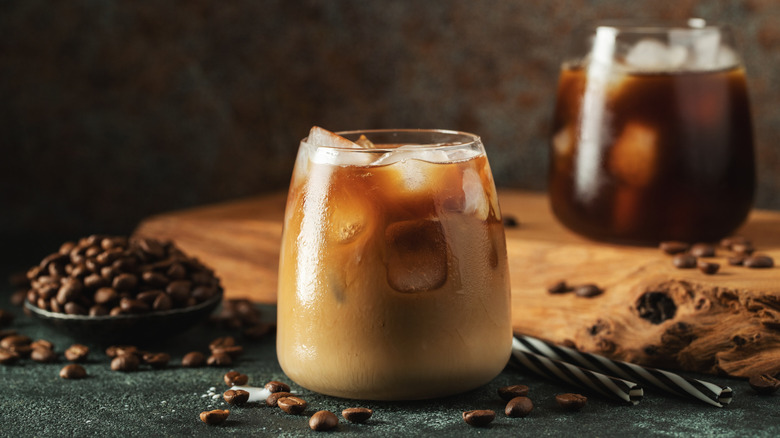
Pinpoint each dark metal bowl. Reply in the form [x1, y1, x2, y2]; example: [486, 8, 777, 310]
[23, 291, 222, 345]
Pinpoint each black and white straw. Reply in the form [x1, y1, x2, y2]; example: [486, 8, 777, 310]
[514, 334, 732, 407]
[511, 338, 644, 405]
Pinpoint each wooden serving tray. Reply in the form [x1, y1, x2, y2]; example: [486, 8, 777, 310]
[134, 190, 780, 378]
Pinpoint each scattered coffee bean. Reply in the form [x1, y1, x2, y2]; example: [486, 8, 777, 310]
[106, 345, 139, 358]
[689, 243, 716, 258]
[744, 255, 774, 269]
[31, 339, 54, 351]
[60, 364, 87, 379]
[310, 410, 339, 431]
[0, 335, 30, 350]
[0, 310, 14, 327]
[748, 374, 780, 395]
[547, 280, 571, 294]
[143, 352, 170, 369]
[0, 347, 20, 365]
[182, 351, 206, 368]
[64, 344, 90, 362]
[505, 396, 533, 418]
[697, 261, 720, 275]
[31, 347, 58, 363]
[212, 345, 244, 359]
[720, 236, 750, 250]
[672, 254, 697, 269]
[462, 410, 495, 427]
[200, 409, 229, 425]
[224, 370, 249, 386]
[265, 391, 294, 407]
[574, 284, 603, 298]
[278, 396, 308, 415]
[264, 380, 290, 393]
[732, 243, 755, 255]
[556, 393, 587, 411]
[207, 352, 232, 367]
[659, 241, 689, 255]
[728, 256, 746, 266]
[111, 354, 140, 372]
[223, 389, 250, 406]
[209, 336, 236, 350]
[9, 344, 32, 358]
[498, 384, 530, 401]
[342, 407, 373, 423]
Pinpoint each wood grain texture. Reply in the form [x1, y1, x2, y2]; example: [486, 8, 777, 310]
[134, 190, 780, 378]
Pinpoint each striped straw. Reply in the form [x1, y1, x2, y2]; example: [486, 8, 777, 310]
[514, 334, 732, 407]
[511, 338, 644, 405]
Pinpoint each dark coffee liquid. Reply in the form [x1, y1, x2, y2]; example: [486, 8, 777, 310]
[549, 65, 755, 244]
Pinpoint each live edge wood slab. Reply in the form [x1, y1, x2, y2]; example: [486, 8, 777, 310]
[134, 190, 780, 379]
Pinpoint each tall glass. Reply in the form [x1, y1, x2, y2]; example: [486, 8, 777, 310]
[277, 129, 512, 400]
[549, 20, 755, 244]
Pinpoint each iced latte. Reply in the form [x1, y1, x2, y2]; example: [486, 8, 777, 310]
[277, 128, 512, 400]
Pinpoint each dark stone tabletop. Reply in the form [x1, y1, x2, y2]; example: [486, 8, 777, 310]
[1, 261, 779, 437]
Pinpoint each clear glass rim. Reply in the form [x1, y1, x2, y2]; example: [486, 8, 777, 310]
[302, 128, 482, 154]
[590, 18, 729, 33]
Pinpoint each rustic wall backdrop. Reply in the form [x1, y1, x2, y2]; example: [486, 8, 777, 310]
[2, 0, 779, 241]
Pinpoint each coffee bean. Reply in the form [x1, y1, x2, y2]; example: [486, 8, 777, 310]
[64, 344, 90, 362]
[106, 345, 139, 358]
[265, 392, 294, 407]
[56, 278, 83, 305]
[192, 286, 218, 302]
[9, 343, 32, 358]
[462, 410, 495, 427]
[152, 293, 173, 311]
[697, 261, 720, 275]
[574, 284, 603, 298]
[720, 236, 751, 249]
[142, 271, 169, 288]
[60, 364, 87, 379]
[112, 273, 138, 291]
[547, 280, 571, 294]
[83, 273, 107, 289]
[137, 238, 166, 260]
[207, 352, 232, 367]
[689, 243, 716, 257]
[732, 243, 755, 255]
[223, 389, 250, 406]
[31, 347, 58, 363]
[505, 396, 533, 417]
[209, 336, 235, 350]
[109, 307, 122, 316]
[556, 393, 587, 411]
[0, 347, 20, 365]
[277, 396, 308, 415]
[264, 380, 290, 393]
[0, 329, 17, 340]
[310, 410, 339, 431]
[119, 298, 149, 314]
[0, 310, 15, 327]
[142, 352, 170, 369]
[0, 335, 31, 349]
[94, 287, 119, 305]
[342, 407, 373, 423]
[497, 384, 530, 401]
[199, 409, 229, 425]
[166, 280, 192, 302]
[136, 290, 163, 304]
[111, 354, 140, 372]
[166, 263, 187, 280]
[744, 255, 774, 269]
[728, 256, 746, 266]
[89, 305, 108, 316]
[748, 374, 780, 395]
[64, 302, 88, 315]
[659, 241, 689, 255]
[212, 345, 244, 359]
[672, 254, 697, 269]
[224, 371, 248, 386]
[182, 351, 206, 368]
[31, 339, 54, 351]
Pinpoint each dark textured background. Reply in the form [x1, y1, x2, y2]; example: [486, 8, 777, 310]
[2, 0, 780, 243]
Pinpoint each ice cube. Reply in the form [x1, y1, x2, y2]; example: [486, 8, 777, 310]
[608, 123, 658, 187]
[625, 39, 686, 71]
[327, 186, 375, 245]
[355, 135, 376, 148]
[306, 126, 359, 148]
[552, 126, 574, 159]
[385, 219, 448, 293]
[461, 168, 489, 221]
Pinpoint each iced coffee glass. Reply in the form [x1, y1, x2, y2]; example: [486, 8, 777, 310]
[277, 128, 512, 400]
[550, 20, 755, 244]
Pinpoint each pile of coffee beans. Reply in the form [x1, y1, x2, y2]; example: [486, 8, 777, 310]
[24, 235, 222, 316]
[660, 236, 775, 275]
[547, 280, 604, 298]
